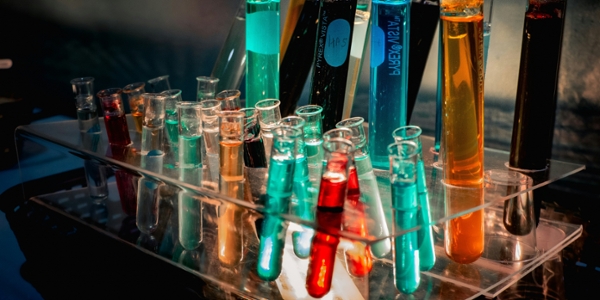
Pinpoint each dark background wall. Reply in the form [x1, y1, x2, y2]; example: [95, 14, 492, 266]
[1, 0, 598, 205]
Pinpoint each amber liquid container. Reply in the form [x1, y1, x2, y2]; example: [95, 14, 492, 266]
[440, 0, 485, 264]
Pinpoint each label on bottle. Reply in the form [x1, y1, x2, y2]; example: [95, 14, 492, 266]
[324, 19, 351, 67]
[247, 11, 279, 54]
[371, 26, 385, 67]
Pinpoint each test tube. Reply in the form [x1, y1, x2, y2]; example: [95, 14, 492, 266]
[178, 190, 203, 251]
[295, 105, 324, 178]
[200, 99, 222, 182]
[122, 82, 146, 133]
[309, 0, 358, 131]
[140, 93, 166, 155]
[97, 88, 132, 146]
[241, 108, 267, 168]
[162, 89, 183, 150]
[369, 0, 411, 169]
[388, 141, 420, 294]
[76, 94, 107, 200]
[196, 76, 220, 101]
[392, 125, 436, 270]
[219, 111, 245, 181]
[338, 117, 391, 259]
[178, 102, 203, 185]
[277, 116, 315, 258]
[245, 0, 280, 108]
[255, 99, 282, 163]
[71, 77, 95, 97]
[216, 89, 242, 111]
[147, 75, 171, 93]
[137, 149, 165, 234]
[211, 0, 245, 93]
[257, 126, 300, 281]
[75, 95, 101, 134]
[306, 138, 353, 298]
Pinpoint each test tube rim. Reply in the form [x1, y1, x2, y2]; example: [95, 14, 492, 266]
[392, 125, 423, 142]
[148, 75, 170, 84]
[122, 82, 146, 94]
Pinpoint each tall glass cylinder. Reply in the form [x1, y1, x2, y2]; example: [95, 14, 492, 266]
[337, 117, 391, 259]
[278, 0, 321, 117]
[219, 111, 245, 181]
[369, 0, 411, 169]
[211, 0, 246, 92]
[255, 99, 282, 163]
[257, 126, 299, 281]
[216, 89, 242, 111]
[196, 76, 219, 101]
[392, 125, 435, 270]
[509, 0, 567, 171]
[140, 93, 166, 155]
[440, 0, 485, 264]
[123, 82, 146, 133]
[246, 0, 280, 108]
[97, 88, 132, 146]
[305, 138, 354, 298]
[309, 0, 358, 131]
[147, 75, 171, 93]
[343, 0, 371, 119]
[388, 140, 420, 294]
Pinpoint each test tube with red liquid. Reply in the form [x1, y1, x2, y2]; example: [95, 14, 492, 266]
[97, 88, 132, 146]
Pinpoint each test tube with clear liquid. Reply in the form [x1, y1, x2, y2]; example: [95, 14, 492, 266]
[200, 100, 222, 183]
[140, 93, 166, 155]
[295, 105, 324, 180]
[216, 89, 242, 111]
[196, 76, 219, 101]
[255, 99, 282, 165]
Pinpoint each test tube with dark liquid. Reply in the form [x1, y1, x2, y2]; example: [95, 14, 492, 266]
[97, 88, 132, 146]
[306, 138, 353, 298]
[241, 108, 267, 168]
[257, 126, 300, 281]
[309, 0, 358, 131]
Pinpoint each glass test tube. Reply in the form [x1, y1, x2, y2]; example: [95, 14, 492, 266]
[71, 77, 95, 97]
[196, 76, 220, 101]
[440, 0, 485, 264]
[75, 95, 101, 134]
[178, 102, 203, 185]
[309, 0, 358, 131]
[278, 0, 321, 117]
[200, 99, 222, 182]
[337, 117, 391, 259]
[97, 88, 132, 146]
[147, 75, 171, 93]
[388, 141, 420, 294]
[343, 0, 371, 119]
[509, 0, 567, 171]
[241, 108, 267, 168]
[178, 190, 203, 251]
[257, 126, 300, 281]
[140, 93, 166, 155]
[255, 99, 282, 164]
[277, 116, 315, 259]
[295, 105, 324, 178]
[219, 111, 245, 181]
[162, 89, 183, 151]
[216, 89, 242, 111]
[246, 0, 280, 108]
[137, 149, 165, 234]
[211, 0, 245, 92]
[123, 82, 146, 133]
[306, 138, 353, 298]
[369, 0, 411, 169]
[392, 125, 435, 271]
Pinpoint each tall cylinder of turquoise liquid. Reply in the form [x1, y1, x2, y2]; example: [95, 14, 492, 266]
[369, 0, 411, 169]
[388, 141, 420, 294]
[246, 0, 280, 108]
[392, 126, 435, 271]
[337, 117, 391, 258]
[277, 116, 315, 259]
[256, 126, 299, 281]
[177, 102, 203, 251]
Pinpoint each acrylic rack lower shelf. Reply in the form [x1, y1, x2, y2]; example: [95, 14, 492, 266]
[29, 182, 582, 300]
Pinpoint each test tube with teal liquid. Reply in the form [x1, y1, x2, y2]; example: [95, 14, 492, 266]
[277, 116, 315, 258]
[369, 0, 411, 169]
[256, 126, 299, 281]
[178, 102, 203, 185]
[162, 89, 182, 155]
[246, 0, 280, 108]
[337, 117, 391, 258]
[393, 125, 435, 271]
[388, 140, 420, 294]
